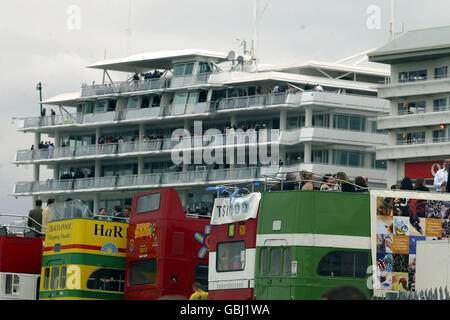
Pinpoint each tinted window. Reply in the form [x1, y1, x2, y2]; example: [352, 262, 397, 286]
[60, 266, 67, 289]
[87, 268, 125, 292]
[43, 268, 50, 290]
[50, 267, 60, 290]
[270, 248, 281, 275]
[194, 264, 209, 291]
[317, 251, 368, 278]
[129, 260, 157, 286]
[260, 248, 268, 275]
[216, 241, 245, 272]
[136, 193, 161, 214]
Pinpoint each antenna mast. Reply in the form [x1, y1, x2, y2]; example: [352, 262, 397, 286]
[389, 0, 395, 41]
[251, 0, 268, 71]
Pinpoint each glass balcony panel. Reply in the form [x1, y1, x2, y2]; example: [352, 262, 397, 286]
[16, 150, 33, 161]
[117, 142, 137, 154]
[137, 173, 161, 186]
[15, 182, 33, 193]
[117, 175, 136, 187]
[98, 144, 117, 155]
[82, 111, 116, 124]
[94, 176, 116, 188]
[74, 178, 94, 190]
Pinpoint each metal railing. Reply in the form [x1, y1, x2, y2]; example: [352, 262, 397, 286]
[16, 129, 281, 163]
[13, 167, 260, 194]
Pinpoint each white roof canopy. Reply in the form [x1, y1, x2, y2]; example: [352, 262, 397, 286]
[87, 49, 230, 73]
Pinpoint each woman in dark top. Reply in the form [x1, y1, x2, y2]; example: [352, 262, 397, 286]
[400, 177, 413, 190]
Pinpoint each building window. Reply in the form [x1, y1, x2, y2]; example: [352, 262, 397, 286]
[332, 150, 364, 168]
[399, 70, 427, 83]
[312, 114, 329, 128]
[173, 62, 195, 76]
[397, 131, 426, 145]
[87, 268, 125, 292]
[433, 129, 447, 143]
[312, 150, 329, 164]
[397, 101, 426, 115]
[435, 66, 448, 79]
[129, 260, 157, 286]
[333, 114, 365, 132]
[433, 98, 447, 112]
[317, 250, 368, 278]
[371, 153, 387, 170]
[198, 62, 211, 74]
[216, 241, 245, 272]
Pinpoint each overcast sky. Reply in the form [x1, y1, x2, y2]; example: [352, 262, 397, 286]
[0, 0, 449, 217]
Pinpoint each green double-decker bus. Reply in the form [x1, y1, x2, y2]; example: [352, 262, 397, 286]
[254, 191, 372, 300]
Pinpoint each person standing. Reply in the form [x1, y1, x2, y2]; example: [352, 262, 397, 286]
[41, 198, 55, 234]
[28, 199, 43, 235]
[434, 158, 450, 192]
[189, 282, 208, 300]
[112, 205, 125, 222]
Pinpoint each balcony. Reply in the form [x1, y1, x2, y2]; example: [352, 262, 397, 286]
[15, 130, 280, 164]
[17, 103, 213, 131]
[80, 73, 214, 98]
[377, 138, 450, 160]
[280, 127, 388, 147]
[12, 167, 259, 196]
[377, 76, 450, 99]
[377, 109, 450, 130]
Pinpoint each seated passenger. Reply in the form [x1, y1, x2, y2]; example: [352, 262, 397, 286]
[283, 172, 298, 190]
[301, 172, 315, 191]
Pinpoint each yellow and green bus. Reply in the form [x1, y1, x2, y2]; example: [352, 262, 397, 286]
[39, 201, 128, 300]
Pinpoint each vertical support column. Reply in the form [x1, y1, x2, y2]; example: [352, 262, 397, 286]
[54, 131, 60, 147]
[95, 127, 102, 145]
[304, 143, 312, 164]
[279, 109, 287, 131]
[95, 159, 101, 179]
[230, 114, 237, 127]
[138, 156, 144, 175]
[304, 106, 312, 128]
[93, 193, 100, 216]
[33, 132, 41, 182]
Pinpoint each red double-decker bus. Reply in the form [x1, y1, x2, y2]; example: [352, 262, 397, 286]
[0, 217, 43, 300]
[124, 188, 210, 300]
[208, 192, 261, 300]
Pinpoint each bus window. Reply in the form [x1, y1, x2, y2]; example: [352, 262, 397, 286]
[260, 248, 268, 275]
[129, 260, 157, 286]
[60, 266, 67, 289]
[216, 241, 245, 272]
[283, 248, 292, 276]
[43, 268, 50, 290]
[194, 264, 208, 291]
[50, 267, 60, 290]
[317, 251, 369, 278]
[87, 269, 125, 292]
[136, 193, 161, 214]
[270, 248, 281, 275]
[4, 274, 20, 295]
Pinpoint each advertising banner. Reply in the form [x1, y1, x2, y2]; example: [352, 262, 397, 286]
[370, 190, 450, 296]
[211, 192, 261, 225]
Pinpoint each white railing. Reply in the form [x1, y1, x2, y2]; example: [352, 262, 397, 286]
[13, 167, 260, 195]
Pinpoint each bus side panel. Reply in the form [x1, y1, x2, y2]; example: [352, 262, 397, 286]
[0, 236, 43, 274]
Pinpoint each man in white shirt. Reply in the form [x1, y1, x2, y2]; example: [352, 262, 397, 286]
[433, 158, 450, 192]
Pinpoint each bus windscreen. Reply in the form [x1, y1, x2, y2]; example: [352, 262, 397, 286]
[136, 193, 161, 214]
